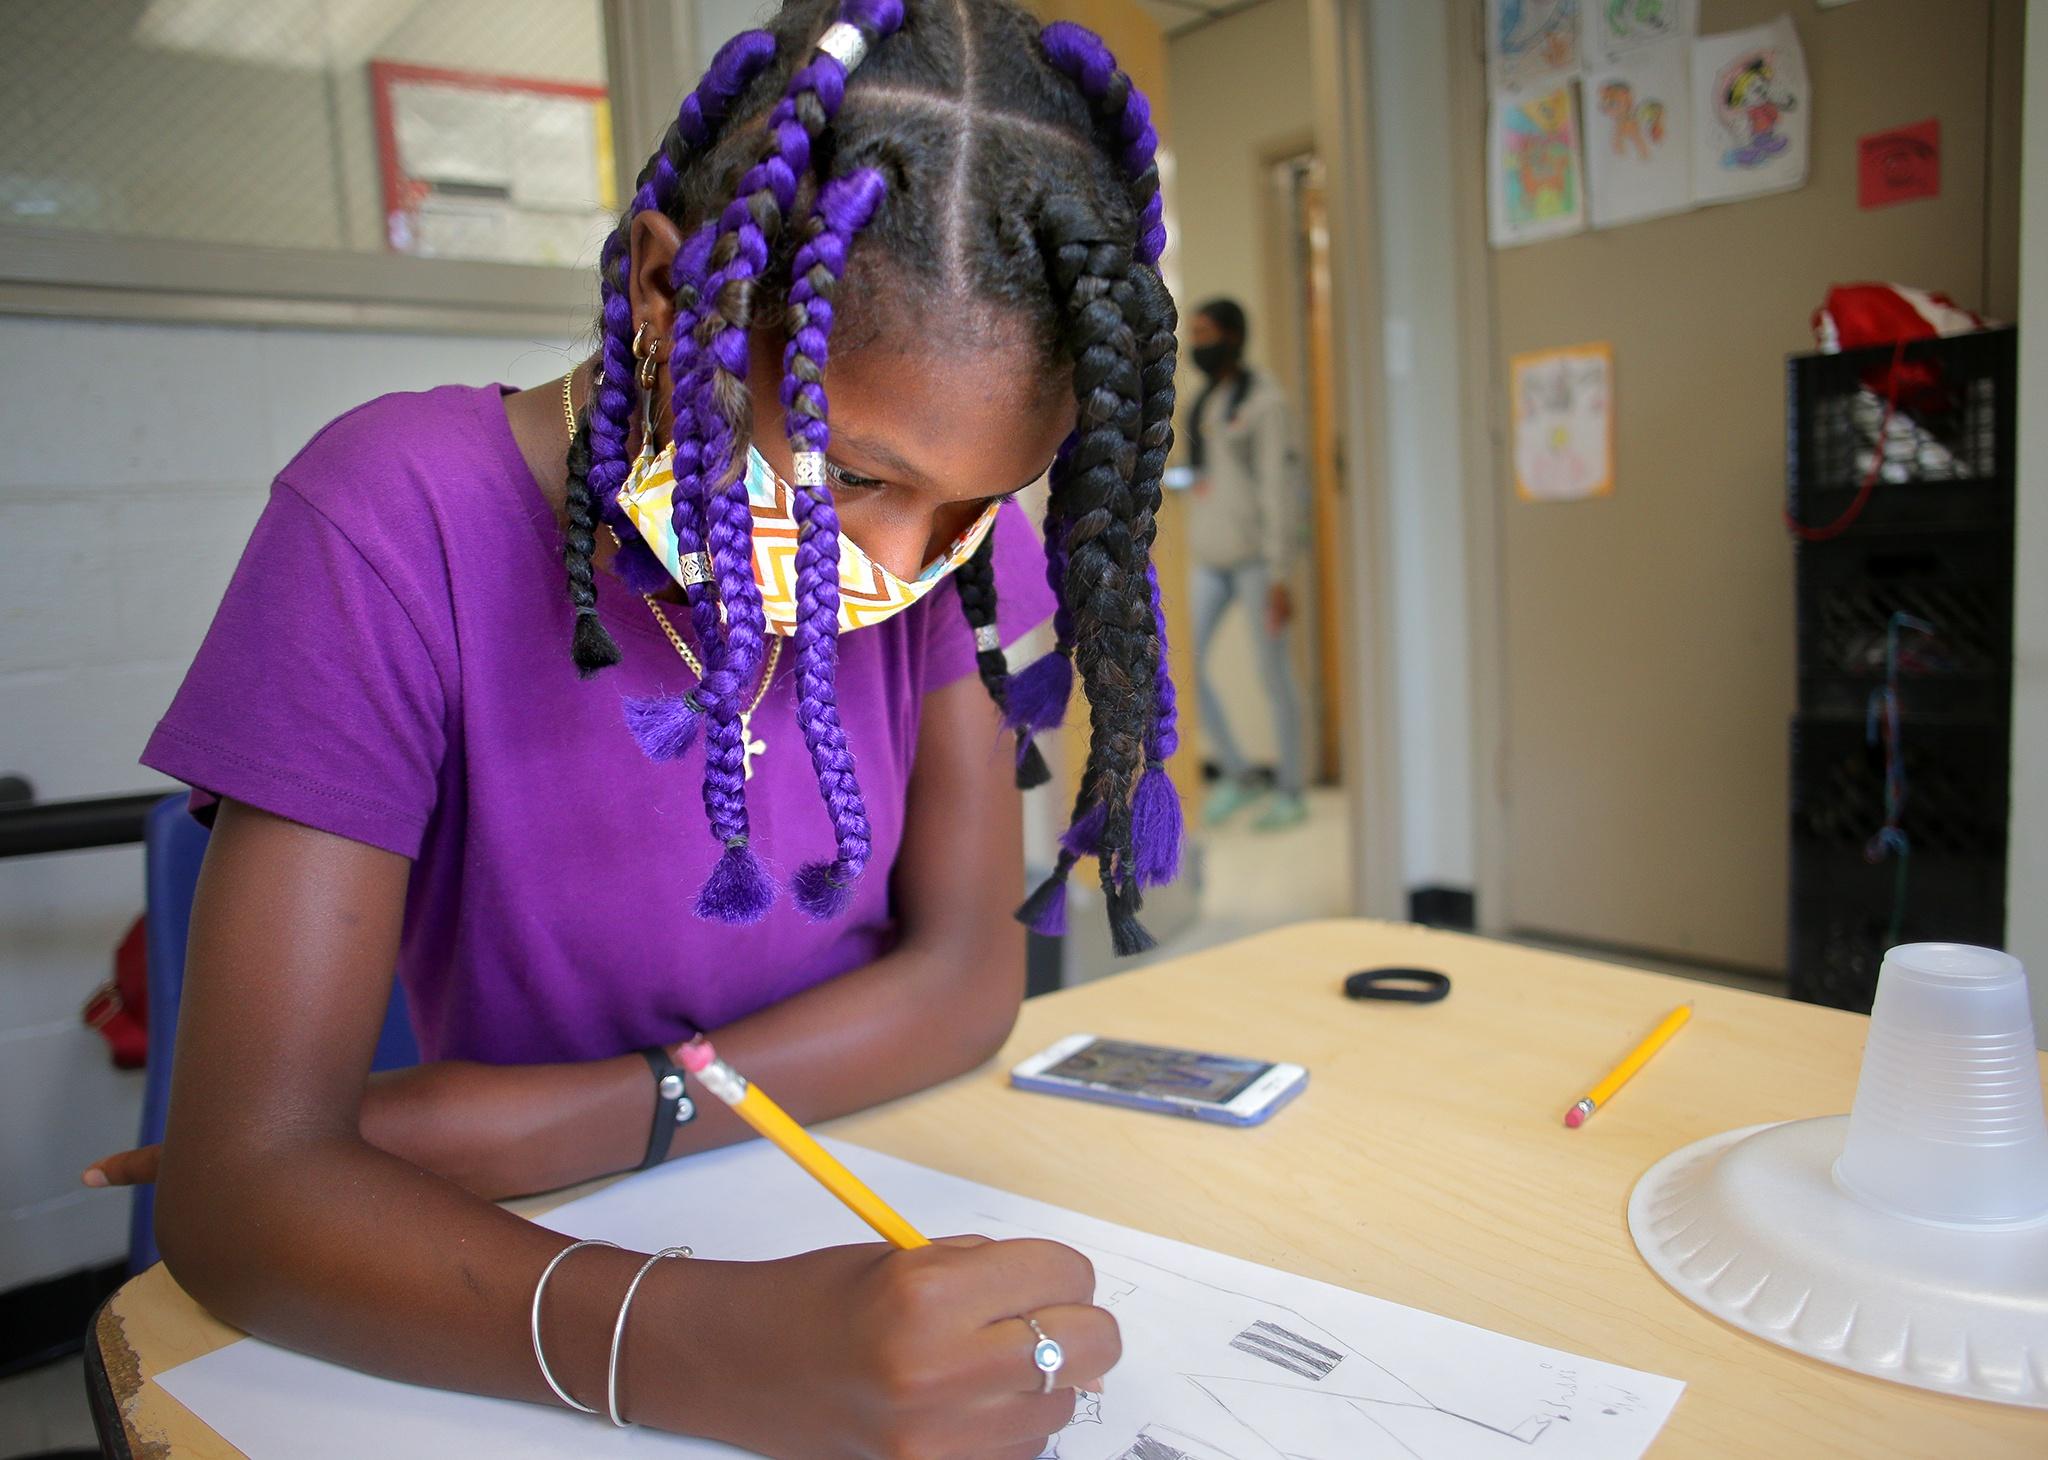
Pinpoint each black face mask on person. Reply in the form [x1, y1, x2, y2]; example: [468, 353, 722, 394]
[1191, 340, 1239, 378]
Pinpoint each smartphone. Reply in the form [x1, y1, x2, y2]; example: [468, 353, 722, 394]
[1010, 1034, 1308, 1127]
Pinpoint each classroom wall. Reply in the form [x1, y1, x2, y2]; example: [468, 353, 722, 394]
[2013, 0, 2048, 1038]
[1167, 0, 1314, 773]
[1463, 0, 2025, 970]
[0, 316, 572, 1290]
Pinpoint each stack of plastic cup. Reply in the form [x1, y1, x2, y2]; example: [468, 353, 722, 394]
[1836, 942, 2048, 1226]
[1628, 942, 2048, 1407]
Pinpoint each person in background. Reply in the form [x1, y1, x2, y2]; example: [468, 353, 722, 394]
[1185, 298, 1308, 832]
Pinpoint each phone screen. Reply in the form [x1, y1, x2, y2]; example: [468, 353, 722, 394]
[1044, 1039, 1274, 1105]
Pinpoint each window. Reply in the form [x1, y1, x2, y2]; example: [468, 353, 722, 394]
[0, 0, 672, 331]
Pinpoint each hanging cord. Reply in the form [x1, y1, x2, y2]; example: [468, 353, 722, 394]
[1786, 339, 1911, 544]
[1863, 611, 1937, 946]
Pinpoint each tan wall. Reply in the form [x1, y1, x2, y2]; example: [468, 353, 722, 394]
[1462, 0, 2025, 968]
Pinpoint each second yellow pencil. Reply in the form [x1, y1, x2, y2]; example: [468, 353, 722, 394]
[1564, 1004, 1692, 1128]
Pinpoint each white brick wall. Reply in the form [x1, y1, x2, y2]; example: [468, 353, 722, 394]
[0, 312, 575, 1289]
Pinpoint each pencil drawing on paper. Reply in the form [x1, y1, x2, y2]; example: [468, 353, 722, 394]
[1003, 1214, 1655, 1460]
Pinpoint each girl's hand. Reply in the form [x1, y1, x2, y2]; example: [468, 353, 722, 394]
[82, 1143, 160, 1188]
[658, 1235, 1119, 1459]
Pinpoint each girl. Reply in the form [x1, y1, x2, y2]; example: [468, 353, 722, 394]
[90, 2, 1182, 1453]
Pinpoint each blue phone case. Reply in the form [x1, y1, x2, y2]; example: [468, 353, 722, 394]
[1010, 1067, 1308, 1126]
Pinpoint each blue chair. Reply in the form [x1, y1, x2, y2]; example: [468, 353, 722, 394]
[131, 794, 419, 1270]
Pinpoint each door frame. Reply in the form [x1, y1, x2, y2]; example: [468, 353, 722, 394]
[1308, 0, 1404, 919]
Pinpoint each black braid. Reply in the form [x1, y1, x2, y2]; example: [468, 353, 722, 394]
[1041, 210, 1153, 954]
[564, 413, 621, 676]
[954, 533, 1051, 788]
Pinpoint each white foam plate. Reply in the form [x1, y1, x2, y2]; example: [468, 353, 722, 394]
[1628, 1117, 2048, 1407]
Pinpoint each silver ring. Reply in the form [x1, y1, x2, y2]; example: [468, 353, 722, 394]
[1025, 1315, 1064, 1395]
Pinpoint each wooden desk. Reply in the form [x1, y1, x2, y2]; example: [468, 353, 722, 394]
[90, 920, 2046, 1458]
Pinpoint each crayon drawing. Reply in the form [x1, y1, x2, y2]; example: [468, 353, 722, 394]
[1581, 0, 1696, 65]
[1691, 17, 1810, 205]
[1489, 86, 1587, 247]
[1585, 43, 1691, 228]
[1511, 343, 1614, 503]
[1487, 0, 1582, 91]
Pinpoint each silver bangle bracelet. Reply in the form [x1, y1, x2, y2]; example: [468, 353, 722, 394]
[530, 1238, 622, 1414]
[607, 1245, 692, 1427]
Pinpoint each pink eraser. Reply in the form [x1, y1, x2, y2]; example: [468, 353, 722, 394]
[677, 1035, 716, 1074]
[1563, 1104, 1587, 1129]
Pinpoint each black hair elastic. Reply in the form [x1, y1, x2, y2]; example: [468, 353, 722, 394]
[1343, 967, 1452, 1004]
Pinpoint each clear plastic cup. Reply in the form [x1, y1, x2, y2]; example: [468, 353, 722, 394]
[1834, 942, 2048, 1226]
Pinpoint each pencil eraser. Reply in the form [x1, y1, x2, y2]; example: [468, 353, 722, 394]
[1564, 1104, 1586, 1129]
[677, 1035, 716, 1074]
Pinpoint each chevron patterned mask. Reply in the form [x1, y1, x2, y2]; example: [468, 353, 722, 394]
[616, 441, 1001, 637]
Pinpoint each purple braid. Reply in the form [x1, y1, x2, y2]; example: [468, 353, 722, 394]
[782, 168, 889, 919]
[1039, 22, 1167, 267]
[686, 0, 908, 923]
[622, 224, 730, 764]
[591, 30, 780, 538]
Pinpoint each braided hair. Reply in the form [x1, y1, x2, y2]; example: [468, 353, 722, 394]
[560, 0, 1181, 951]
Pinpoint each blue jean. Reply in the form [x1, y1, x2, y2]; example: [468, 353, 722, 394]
[1191, 561, 1306, 796]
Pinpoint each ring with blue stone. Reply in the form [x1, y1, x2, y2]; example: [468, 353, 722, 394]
[1025, 1315, 1063, 1394]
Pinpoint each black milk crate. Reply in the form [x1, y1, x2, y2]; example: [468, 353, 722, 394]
[1787, 713, 2008, 1011]
[1786, 327, 2016, 534]
[1789, 854, 2006, 1011]
[1794, 527, 2014, 720]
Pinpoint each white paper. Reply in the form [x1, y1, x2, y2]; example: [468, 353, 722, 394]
[1690, 16, 1809, 206]
[1584, 42, 1692, 228]
[1489, 85, 1588, 248]
[158, 1141, 1684, 1459]
[1512, 344, 1614, 502]
[1580, 0, 1696, 65]
[1487, 0, 1583, 92]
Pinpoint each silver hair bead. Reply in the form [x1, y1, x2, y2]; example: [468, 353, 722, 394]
[816, 20, 869, 73]
[679, 552, 713, 587]
[793, 450, 828, 488]
[974, 624, 1002, 653]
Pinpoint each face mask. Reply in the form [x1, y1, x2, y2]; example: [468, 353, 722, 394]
[618, 442, 1000, 636]
[1191, 341, 1237, 378]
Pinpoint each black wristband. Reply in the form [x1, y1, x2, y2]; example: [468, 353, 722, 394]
[637, 1045, 696, 1171]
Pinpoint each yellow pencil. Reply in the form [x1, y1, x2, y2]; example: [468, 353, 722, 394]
[1564, 1004, 1693, 1128]
[679, 1036, 929, 1249]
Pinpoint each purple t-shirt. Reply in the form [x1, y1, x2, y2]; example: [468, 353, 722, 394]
[143, 385, 1053, 1065]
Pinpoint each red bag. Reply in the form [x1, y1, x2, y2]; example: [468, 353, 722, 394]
[84, 915, 149, 1070]
[1812, 283, 1986, 415]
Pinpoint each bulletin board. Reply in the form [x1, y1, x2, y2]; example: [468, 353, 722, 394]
[370, 60, 616, 267]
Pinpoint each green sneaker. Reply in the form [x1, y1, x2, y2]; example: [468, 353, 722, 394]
[1202, 779, 1261, 826]
[1252, 792, 1308, 833]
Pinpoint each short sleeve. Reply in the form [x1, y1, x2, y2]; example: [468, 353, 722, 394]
[919, 499, 1058, 693]
[142, 482, 449, 858]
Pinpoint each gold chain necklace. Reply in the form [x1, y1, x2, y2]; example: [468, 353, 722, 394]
[562, 371, 781, 778]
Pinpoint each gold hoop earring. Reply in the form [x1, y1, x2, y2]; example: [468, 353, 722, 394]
[631, 323, 659, 392]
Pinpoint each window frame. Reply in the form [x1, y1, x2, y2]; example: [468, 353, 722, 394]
[0, 0, 687, 338]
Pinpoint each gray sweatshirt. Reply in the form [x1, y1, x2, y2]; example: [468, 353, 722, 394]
[1186, 369, 1304, 574]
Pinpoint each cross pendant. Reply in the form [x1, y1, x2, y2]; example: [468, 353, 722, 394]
[741, 717, 766, 781]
